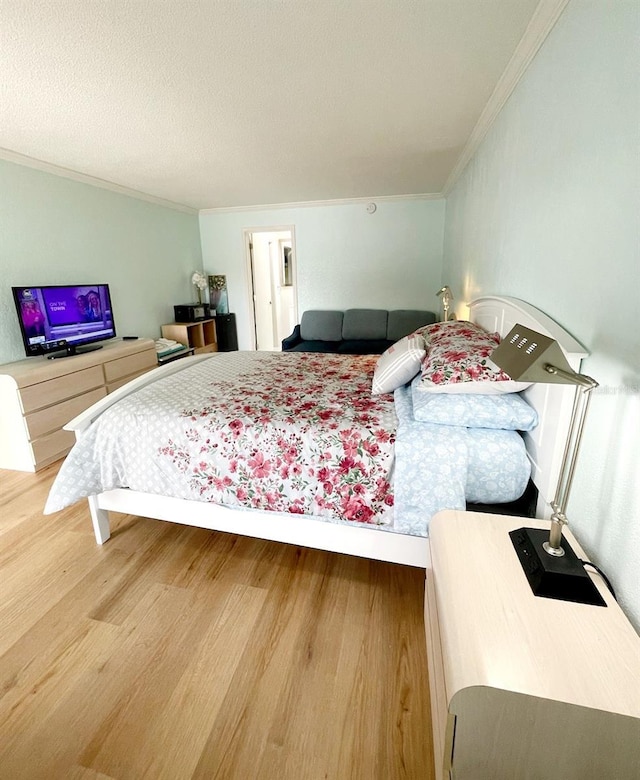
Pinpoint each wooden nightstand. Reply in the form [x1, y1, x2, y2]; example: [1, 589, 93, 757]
[425, 510, 640, 780]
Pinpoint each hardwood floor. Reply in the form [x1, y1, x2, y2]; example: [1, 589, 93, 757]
[0, 464, 434, 780]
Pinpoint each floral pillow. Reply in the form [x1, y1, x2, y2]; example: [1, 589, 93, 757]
[416, 320, 531, 395]
[372, 333, 427, 395]
[414, 319, 479, 340]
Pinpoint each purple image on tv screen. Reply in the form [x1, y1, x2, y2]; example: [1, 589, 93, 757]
[42, 286, 105, 326]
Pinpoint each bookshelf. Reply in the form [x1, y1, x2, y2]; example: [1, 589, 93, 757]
[161, 319, 217, 354]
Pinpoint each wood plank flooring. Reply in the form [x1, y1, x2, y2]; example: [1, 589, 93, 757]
[0, 464, 434, 780]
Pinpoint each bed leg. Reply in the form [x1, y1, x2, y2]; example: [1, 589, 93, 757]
[88, 496, 111, 544]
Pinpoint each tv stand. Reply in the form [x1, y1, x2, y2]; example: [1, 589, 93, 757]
[47, 343, 103, 359]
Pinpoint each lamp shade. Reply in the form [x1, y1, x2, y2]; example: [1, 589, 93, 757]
[491, 324, 588, 386]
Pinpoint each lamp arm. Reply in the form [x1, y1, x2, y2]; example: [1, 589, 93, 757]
[547, 380, 596, 552]
[544, 364, 598, 390]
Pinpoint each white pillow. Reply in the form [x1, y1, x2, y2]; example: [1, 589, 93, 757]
[416, 378, 532, 395]
[372, 334, 426, 395]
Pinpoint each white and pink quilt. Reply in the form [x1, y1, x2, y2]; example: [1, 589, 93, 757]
[45, 352, 398, 525]
[45, 351, 531, 536]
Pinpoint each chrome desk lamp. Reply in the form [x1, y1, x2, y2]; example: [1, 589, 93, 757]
[436, 286, 454, 322]
[491, 323, 605, 606]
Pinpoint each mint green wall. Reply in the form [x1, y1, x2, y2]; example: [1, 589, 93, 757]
[0, 159, 202, 365]
[443, 1, 639, 627]
[199, 199, 446, 349]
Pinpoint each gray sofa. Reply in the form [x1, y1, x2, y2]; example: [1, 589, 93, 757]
[281, 308, 438, 354]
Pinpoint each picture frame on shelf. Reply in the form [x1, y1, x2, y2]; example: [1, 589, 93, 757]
[208, 274, 229, 315]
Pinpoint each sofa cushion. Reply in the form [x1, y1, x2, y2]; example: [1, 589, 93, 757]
[342, 309, 388, 340]
[338, 339, 391, 355]
[387, 309, 437, 342]
[300, 310, 344, 341]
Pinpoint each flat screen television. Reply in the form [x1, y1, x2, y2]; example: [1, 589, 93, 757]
[12, 284, 116, 358]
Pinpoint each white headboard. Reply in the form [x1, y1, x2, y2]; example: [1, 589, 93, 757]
[468, 296, 588, 519]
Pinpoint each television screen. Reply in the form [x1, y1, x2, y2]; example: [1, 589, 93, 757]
[12, 284, 116, 358]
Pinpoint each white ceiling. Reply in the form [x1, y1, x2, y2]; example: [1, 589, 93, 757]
[1, 0, 556, 212]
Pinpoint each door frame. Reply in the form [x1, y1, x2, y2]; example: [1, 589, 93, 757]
[242, 225, 298, 350]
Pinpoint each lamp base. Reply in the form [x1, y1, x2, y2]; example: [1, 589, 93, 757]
[509, 528, 606, 606]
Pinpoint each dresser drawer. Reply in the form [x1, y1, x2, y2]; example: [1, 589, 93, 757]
[104, 349, 156, 383]
[23, 386, 107, 440]
[19, 365, 104, 413]
[31, 427, 77, 467]
[106, 367, 154, 394]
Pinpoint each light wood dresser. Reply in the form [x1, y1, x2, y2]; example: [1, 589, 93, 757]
[0, 338, 156, 472]
[425, 509, 640, 780]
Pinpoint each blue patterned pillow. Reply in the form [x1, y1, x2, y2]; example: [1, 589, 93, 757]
[411, 377, 537, 430]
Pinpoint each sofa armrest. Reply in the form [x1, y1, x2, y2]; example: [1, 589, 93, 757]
[281, 324, 302, 351]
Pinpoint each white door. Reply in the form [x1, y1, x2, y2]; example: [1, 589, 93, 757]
[244, 227, 297, 351]
[251, 234, 276, 350]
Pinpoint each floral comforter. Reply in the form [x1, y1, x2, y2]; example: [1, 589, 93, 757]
[45, 351, 531, 536]
[45, 352, 398, 526]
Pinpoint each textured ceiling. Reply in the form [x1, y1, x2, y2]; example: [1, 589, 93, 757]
[1, 0, 542, 210]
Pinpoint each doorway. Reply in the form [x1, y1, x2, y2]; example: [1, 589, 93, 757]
[243, 226, 298, 351]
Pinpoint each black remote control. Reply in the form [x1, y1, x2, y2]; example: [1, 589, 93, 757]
[122, 336, 139, 340]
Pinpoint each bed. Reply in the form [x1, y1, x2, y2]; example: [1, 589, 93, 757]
[45, 296, 587, 567]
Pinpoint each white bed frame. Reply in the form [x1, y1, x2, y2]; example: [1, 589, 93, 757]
[64, 296, 587, 568]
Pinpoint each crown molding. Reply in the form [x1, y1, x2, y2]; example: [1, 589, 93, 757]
[199, 192, 443, 215]
[0, 147, 198, 215]
[1, 1, 568, 217]
[442, 0, 570, 195]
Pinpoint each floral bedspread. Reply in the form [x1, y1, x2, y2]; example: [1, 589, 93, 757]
[45, 352, 398, 526]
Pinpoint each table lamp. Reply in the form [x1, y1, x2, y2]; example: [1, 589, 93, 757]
[491, 323, 605, 606]
[436, 286, 454, 322]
